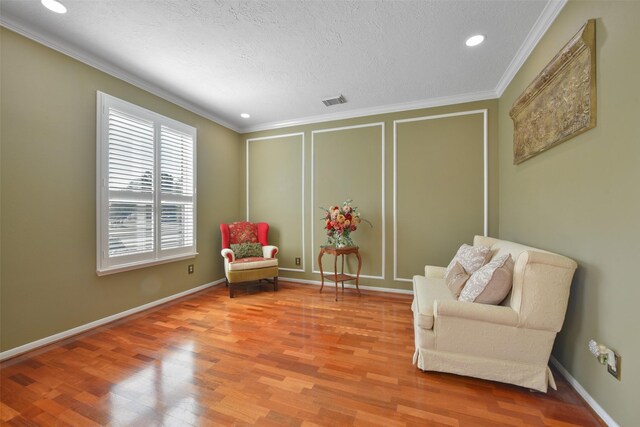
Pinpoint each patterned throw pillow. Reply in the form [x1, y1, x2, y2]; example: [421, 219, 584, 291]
[459, 254, 514, 304]
[444, 244, 491, 278]
[229, 221, 258, 244]
[444, 261, 470, 298]
[230, 242, 263, 259]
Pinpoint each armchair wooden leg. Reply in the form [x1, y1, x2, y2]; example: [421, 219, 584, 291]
[229, 284, 234, 298]
[274, 277, 278, 292]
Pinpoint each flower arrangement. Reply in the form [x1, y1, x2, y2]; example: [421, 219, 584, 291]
[320, 199, 371, 248]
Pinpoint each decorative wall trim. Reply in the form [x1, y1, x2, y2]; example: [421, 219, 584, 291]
[0, 18, 239, 133]
[495, 0, 568, 96]
[246, 132, 306, 272]
[243, 91, 497, 133]
[393, 109, 489, 282]
[310, 122, 386, 280]
[550, 356, 619, 427]
[279, 277, 412, 295]
[510, 19, 596, 165]
[0, 279, 225, 361]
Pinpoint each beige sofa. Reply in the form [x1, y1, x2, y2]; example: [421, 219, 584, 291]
[412, 236, 577, 392]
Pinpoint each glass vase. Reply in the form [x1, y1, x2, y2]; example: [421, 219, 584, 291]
[330, 232, 354, 248]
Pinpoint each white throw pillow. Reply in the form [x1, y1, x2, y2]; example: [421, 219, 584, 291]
[459, 254, 514, 304]
[444, 244, 491, 278]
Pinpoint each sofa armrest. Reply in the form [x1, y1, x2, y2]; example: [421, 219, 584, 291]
[425, 265, 446, 279]
[221, 248, 235, 262]
[520, 250, 578, 270]
[435, 300, 519, 327]
[262, 245, 278, 258]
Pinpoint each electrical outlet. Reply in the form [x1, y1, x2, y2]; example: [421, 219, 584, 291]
[295, 257, 301, 266]
[188, 264, 194, 274]
[589, 339, 621, 380]
[608, 352, 621, 380]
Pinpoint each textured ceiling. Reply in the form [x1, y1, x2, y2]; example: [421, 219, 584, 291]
[0, 1, 564, 131]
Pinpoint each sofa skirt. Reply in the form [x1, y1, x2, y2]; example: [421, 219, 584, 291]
[413, 347, 557, 393]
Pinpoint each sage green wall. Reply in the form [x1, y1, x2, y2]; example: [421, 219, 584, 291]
[312, 124, 384, 278]
[0, 29, 243, 352]
[247, 134, 304, 271]
[396, 113, 485, 279]
[242, 100, 498, 290]
[497, 2, 639, 425]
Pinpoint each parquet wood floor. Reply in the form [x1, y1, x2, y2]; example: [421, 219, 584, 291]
[1, 281, 605, 426]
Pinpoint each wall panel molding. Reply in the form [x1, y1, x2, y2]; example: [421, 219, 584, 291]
[246, 132, 306, 272]
[393, 109, 488, 282]
[311, 123, 385, 280]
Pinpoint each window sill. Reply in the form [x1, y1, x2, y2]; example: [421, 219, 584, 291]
[96, 252, 198, 276]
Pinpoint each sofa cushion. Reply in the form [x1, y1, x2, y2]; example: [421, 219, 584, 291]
[459, 254, 514, 304]
[444, 244, 491, 278]
[412, 275, 456, 330]
[228, 257, 278, 271]
[230, 242, 263, 259]
[444, 261, 470, 298]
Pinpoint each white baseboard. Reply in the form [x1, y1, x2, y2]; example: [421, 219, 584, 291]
[550, 356, 619, 427]
[0, 279, 225, 361]
[279, 276, 413, 295]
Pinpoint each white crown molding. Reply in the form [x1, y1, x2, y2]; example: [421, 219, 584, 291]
[241, 91, 497, 133]
[494, 0, 567, 97]
[2, 0, 564, 135]
[0, 279, 225, 361]
[0, 17, 240, 133]
[549, 356, 619, 427]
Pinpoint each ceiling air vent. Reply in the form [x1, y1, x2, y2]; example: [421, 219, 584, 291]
[322, 94, 347, 107]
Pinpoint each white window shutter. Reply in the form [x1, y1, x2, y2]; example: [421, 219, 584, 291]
[107, 109, 155, 257]
[160, 126, 195, 251]
[97, 92, 197, 275]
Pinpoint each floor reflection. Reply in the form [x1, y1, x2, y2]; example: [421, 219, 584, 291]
[109, 341, 198, 425]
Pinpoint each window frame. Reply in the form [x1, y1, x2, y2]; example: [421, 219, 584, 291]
[96, 92, 197, 275]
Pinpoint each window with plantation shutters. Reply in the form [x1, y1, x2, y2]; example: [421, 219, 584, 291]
[97, 92, 197, 275]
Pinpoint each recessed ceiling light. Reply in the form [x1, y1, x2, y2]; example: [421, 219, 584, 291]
[465, 34, 485, 47]
[240, 113, 250, 119]
[41, 0, 67, 14]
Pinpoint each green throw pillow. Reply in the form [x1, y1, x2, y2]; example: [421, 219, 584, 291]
[230, 242, 263, 259]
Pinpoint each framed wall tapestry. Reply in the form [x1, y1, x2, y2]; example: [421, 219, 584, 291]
[510, 19, 596, 164]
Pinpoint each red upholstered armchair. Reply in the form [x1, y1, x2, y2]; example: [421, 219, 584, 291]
[220, 221, 279, 297]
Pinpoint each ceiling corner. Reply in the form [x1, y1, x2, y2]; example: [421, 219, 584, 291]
[0, 16, 241, 133]
[494, 0, 568, 97]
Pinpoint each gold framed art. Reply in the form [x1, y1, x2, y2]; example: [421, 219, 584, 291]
[510, 19, 596, 164]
